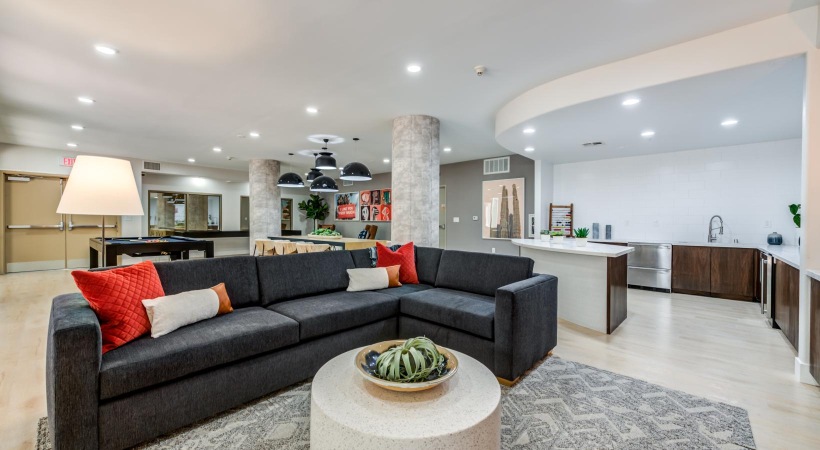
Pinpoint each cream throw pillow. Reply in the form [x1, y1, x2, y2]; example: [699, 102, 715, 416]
[347, 267, 390, 292]
[142, 288, 220, 338]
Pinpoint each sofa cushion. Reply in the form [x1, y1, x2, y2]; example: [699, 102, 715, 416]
[415, 247, 443, 285]
[400, 288, 495, 339]
[99, 307, 298, 400]
[373, 283, 434, 299]
[269, 291, 398, 340]
[153, 256, 260, 308]
[350, 249, 374, 268]
[257, 251, 355, 306]
[435, 250, 534, 297]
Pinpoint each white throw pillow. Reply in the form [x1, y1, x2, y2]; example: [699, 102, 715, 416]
[347, 267, 390, 292]
[142, 288, 220, 338]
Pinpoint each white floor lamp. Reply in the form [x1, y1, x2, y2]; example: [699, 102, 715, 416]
[57, 155, 144, 267]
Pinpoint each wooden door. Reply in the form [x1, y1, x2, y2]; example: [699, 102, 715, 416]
[710, 247, 757, 301]
[810, 278, 820, 383]
[3, 174, 66, 272]
[66, 214, 120, 268]
[787, 264, 800, 350]
[774, 260, 798, 350]
[671, 246, 711, 295]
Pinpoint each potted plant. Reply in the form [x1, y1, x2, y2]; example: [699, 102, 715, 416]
[297, 194, 330, 231]
[574, 227, 590, 247]
[540, 230, 550, 242]
[789, 203, 801, 246]
[550, 230, 564, 243]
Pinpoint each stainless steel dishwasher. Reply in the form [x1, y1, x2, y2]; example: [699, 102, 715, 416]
[627, 242, 672, 292]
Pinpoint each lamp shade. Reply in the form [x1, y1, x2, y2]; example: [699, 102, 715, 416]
[310, 175, 339, 192]
[277, 172, 305, 188]
[339, 162, 372, 181]
[306, 168, 323, 181]
[57, 155, 144, 216]
[315, 152, 337, 170]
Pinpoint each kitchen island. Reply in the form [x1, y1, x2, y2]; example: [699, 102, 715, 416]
[512, 239, 634, 334]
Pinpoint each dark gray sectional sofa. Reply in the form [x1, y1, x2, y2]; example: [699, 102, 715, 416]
[46, 246, 557, 449]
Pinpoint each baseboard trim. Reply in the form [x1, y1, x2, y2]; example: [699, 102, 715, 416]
[795, 356, 819, 386]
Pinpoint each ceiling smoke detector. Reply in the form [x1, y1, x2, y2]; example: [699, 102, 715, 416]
[582, 142, 605, 147]
[474, 65, 486, 76]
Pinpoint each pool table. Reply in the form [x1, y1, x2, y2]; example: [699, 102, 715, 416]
[89, 236, 215, 268]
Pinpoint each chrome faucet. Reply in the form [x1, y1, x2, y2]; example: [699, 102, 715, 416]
[708, 215, 724, 243]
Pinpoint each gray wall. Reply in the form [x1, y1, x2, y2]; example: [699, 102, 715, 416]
[321, 155, 534, 256]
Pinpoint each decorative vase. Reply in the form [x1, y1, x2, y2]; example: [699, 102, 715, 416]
[540, 234, 549, 242]
[551, 235, 564, 244]
[576, 238, 588, 247]
[766, 232, 783, 245]
[795, 227, 802, 247]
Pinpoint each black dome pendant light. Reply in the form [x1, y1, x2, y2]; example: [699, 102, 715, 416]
[310, 174, 338, 192]
[314, 139, 337, 170]
[277, 152, 305, 188]
[340, 138, 372, 181]
[305, 168, 323, 181]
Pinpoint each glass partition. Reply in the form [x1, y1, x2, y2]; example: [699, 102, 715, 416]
[148, 191, 221, 236]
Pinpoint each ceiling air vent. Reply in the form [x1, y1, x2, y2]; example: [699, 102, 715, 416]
[483, 156, 510, 175]
[143, 161, 161, 171]
[582, 142, 604, 147]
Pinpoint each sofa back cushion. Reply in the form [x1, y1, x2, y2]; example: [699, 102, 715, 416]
[153, 256, 260, 308]
[350, 249, 373, 268]
[415, 246, 443, 285]
[435, 250, 534, 297]
[257, 251, 355, 306]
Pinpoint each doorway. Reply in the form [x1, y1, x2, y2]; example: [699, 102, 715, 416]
[2, 172, 120, 273]
[439, 185, 446, 248]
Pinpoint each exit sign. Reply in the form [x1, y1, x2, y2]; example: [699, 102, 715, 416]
[61, 156, 76, 167]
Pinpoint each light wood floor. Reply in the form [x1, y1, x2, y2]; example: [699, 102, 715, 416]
[1, 271, 819, 449]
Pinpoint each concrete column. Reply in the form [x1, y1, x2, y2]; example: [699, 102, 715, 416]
[797, 45, 820, 385]
[391, 115, 440, 247]
[249, 160, 281, 254]
[187, 194, 208, 231]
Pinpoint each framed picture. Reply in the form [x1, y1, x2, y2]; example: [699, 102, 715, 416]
[482, 178, 525, 240]
[528, 213, 536, 238]
[359, 188, 391, 222]
[334, 192, 359, 221]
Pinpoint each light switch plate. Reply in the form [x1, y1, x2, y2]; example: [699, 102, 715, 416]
[472, 216, 478, 221]
[453, 217, 459, 223]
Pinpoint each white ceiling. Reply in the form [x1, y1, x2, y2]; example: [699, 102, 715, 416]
[497, 55, 806, 164]
[0, 0, 816, 173]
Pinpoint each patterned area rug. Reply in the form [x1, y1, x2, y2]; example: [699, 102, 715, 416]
[36, 357, 755, 449]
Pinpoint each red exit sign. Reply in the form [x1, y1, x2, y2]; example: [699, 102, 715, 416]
[61, 156, 76, 167]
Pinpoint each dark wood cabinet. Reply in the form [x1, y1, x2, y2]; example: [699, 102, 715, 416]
[709, 247, 757, 301]
[671, 246, 711, 295]
[774, 259, 800, 351]
[810, 278, 820, 383]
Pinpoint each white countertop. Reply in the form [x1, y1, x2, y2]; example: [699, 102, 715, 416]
[512, 239, 634, 257]
[590, 238, 801, 268]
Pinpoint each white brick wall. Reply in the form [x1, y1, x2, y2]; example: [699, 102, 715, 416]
[552, 139, 802, 245]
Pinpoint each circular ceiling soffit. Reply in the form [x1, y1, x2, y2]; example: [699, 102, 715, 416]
[307, 134, 344, 144]
[296, 149, 336, 158]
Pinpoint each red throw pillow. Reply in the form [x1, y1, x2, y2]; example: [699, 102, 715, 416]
[376, 242, 419, 284]
[71, 261, 165, 353]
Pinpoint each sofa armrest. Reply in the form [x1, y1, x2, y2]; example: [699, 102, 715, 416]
[47, 293, 102, 450]
[494, 274, 557, 380]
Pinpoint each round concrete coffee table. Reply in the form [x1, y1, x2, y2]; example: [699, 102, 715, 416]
[310, 346, 501, 449]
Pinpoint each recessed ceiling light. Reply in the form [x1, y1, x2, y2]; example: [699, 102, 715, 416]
[306, 106, 319, 114]
[71, 124, 84, 131]
[524, 147, 535, 152]
[94, 45, 118, 56]
[641, 130, 655, 138]
[443, 147, 452, 152]
[66, 142, 78, 148]
[622, 98, 641, 106]
[407, 64, 421, 73]
[77, 96, 95, 104]
[249, 131, 260, 138]
[721, 118, 739, 127]
[383, 158, 390, 163]
[522, 127, 535, 134]
[188, 158, 196, 163]
[212, 147, 222, 152]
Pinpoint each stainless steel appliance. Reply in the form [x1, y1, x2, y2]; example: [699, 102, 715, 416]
[760, 251, 774, 327]
[627, 242, 672, 292]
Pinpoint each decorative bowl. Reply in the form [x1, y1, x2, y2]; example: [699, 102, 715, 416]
[354, 340, 459, 392]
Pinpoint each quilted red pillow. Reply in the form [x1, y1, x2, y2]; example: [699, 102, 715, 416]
[376, 242, 419, 284]
[72, 261, 165, 353]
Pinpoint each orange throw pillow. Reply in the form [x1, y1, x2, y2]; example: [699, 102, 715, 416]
[71, 261, 165, 353]
[376, 242, 418, 284]
[210, 283, 234, 315]
[385, 265, 403, 288]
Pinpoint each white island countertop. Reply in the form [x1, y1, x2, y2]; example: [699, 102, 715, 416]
[512, 239, 633, 257]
